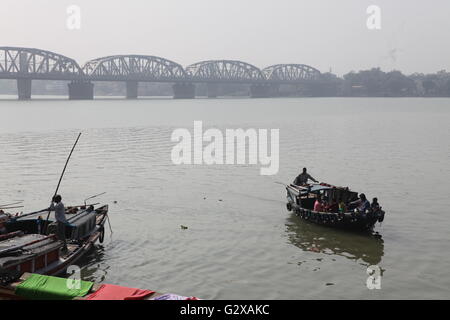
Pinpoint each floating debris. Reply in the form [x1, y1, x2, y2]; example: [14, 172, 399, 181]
[180, 225, 188, 230]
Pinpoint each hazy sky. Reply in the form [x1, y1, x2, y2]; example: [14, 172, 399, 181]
[2, 0, 449, 75]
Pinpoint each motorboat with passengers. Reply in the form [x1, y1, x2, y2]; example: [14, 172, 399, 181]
[285, 182, 385, 232]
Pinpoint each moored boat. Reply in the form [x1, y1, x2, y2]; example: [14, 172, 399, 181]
[285, 183, 385, 232]
[0, 204, 108, 276]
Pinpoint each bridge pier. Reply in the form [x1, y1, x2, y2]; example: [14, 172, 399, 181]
[68, 81, 94, 100]
[207, 83, 220, 98]
[173, 83, 195, 99]
[17, 51, 32, 100]
[268, 84, 280, 97]
[126, 81, 139, 99]
[17, 79, 32, 100]
[250, 84, 270, 98]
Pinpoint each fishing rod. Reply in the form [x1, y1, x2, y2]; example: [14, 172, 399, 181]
[84, 192, 106, 206]
[42, 132, 82, 234]
[0, 201, 23, 208]
[0, 206, 24, 210]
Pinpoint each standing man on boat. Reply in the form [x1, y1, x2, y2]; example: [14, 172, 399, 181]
[293, 168, 319, 186]
[49, 195, 68, 252]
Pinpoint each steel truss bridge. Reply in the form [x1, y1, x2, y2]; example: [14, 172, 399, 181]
[0, 47, 323, 99]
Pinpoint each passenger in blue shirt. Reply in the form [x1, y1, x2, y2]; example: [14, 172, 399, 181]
[350, 193, 370, 213]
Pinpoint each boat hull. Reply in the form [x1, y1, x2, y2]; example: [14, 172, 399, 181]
[287, 201, 383, 232]
[0, 205, 108, 277]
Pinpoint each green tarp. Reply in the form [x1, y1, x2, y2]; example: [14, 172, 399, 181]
[15, 274, 94, 300]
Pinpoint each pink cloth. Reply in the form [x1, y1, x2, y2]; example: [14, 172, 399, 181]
[86, 284, 154, 300]
[314, 200, 324, 212]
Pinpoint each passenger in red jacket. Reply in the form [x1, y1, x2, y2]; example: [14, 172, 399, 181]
[314, 195, 325, 212]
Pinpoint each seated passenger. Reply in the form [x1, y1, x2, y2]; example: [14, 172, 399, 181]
[325, 200, 339, 213]
[314, 195, 325, 212]
[371, 198, 380, 211]
[338, 197, 347, 213]
[350, 193, 370, 213]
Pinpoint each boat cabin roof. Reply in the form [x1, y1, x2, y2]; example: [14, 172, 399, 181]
[309, 185, 332, 193]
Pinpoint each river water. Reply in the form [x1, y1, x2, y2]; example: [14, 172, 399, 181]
[0, 96, 449, 299]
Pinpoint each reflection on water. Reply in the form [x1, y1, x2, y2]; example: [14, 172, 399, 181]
[285, 214, 384, 266]
[1, 97, 449, 298]
[76, 245, 110, 283]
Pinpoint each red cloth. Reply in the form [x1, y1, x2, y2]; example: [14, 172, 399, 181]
[86, 284, 154, 300]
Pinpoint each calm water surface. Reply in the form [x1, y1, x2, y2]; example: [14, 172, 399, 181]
[0, 97, 449, 299]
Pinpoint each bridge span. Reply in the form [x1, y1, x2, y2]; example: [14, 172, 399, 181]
[0, 47, 323, 100]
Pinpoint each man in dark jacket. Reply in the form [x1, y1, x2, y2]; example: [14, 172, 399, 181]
[293, 168, 319, 186]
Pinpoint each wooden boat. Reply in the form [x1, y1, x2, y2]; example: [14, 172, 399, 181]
[0, 272, 198, 300]
[285, 183, 385, 232]
[0, 205, 108, 277]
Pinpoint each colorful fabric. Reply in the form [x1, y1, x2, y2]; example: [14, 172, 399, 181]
[152, 293, 198, 300]
[15, 274, 93, 300]
[86, 284, 154, 300]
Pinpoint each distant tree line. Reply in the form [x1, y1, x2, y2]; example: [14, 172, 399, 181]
[322, 68, 450, 97]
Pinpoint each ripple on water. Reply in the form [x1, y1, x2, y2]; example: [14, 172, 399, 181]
[1, 98, 450, 299]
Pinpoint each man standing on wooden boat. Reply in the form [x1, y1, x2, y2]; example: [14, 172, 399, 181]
[293, 168, 319, 186]
[49, 195, 68, 252]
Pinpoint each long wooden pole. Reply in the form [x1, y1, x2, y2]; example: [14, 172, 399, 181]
[42, 132, 82, 234]
[12, 208, 49, 220]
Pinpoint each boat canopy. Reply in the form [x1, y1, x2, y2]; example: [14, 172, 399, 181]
[308, 185, 332, 193]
